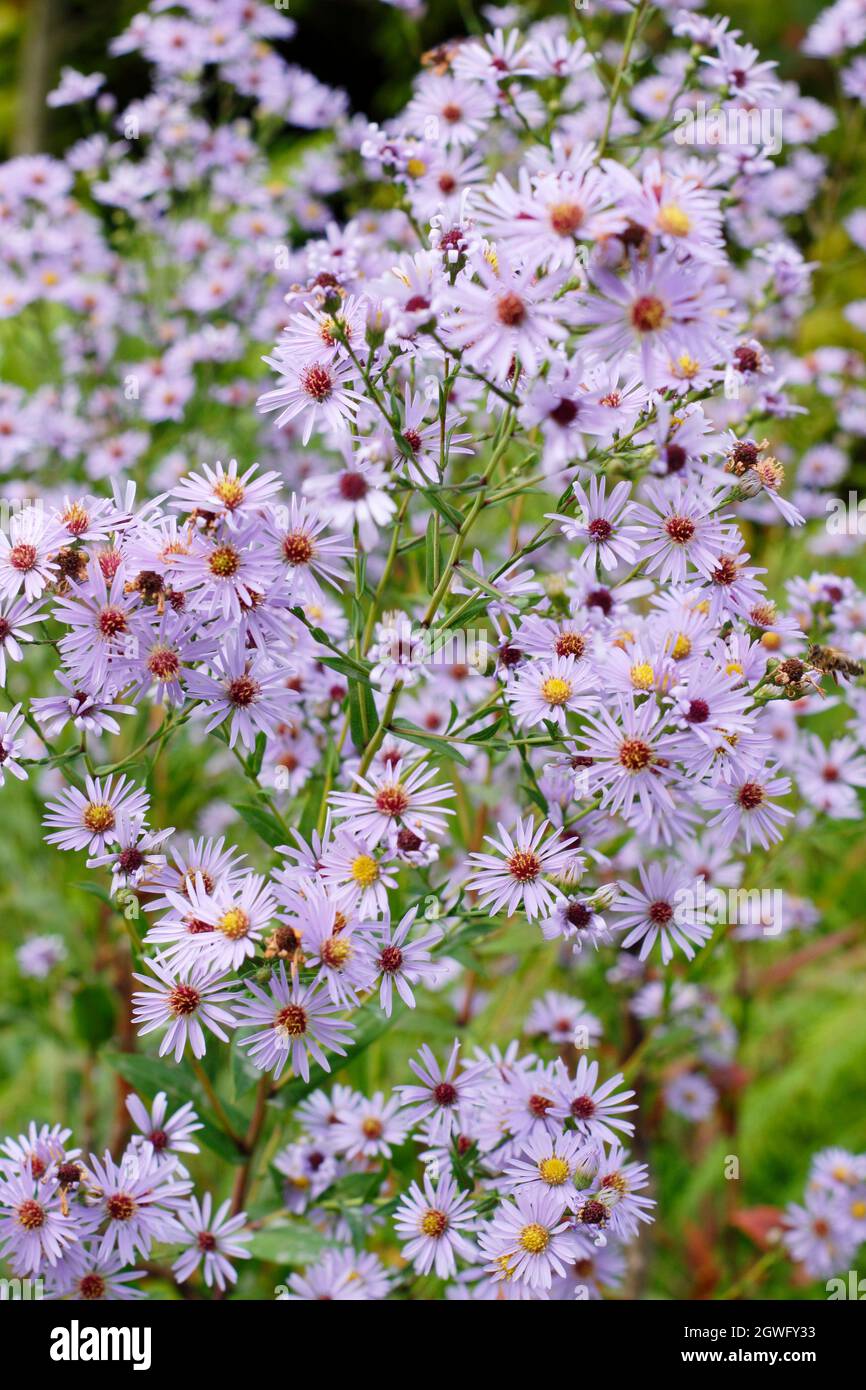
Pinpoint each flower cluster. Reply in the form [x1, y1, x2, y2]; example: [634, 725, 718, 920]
[1, 0, 865, 1301]
[782, 1148, 866, 1280]
[0, 1093, 250, 1295]
[274, 1035, 649, 1300]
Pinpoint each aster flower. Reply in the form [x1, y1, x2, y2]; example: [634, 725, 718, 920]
[140, 834, 248, 914]
[332, 1092, 409, 1160]
[43, 774, 150, 855]
[53, 563, 150, 688]
[286, 877, 375, 1006]
[550, 477, 643, 572]
[476, 165, 624, 271]
[551, 1057, 636, 1144]
[320, 829, 398, 917]
[83, 1149, 188, 1264]
[0, 1122, 76, 1179]
[630, 479, 728, 584]
[173, 525, 278, 624]
[31, 672, 136, 738]
[169, 458, 282, 525]
[368, 907, 443, 1016]
[406, 72, 495, 148]
[572, 697, 686, 825]
[702, 764, 794, 850]
[576, 252, 733, 388]
[612, 861, 712, 964]
[0, 1170, 77, 1275]
[393, 384, 473, 487]
[186, 638, 296, 751]
[329, 760, 454, 847]
[45, 1242, 146, 1301]
[16, 934, 67, 980]
[524, 992, 601, 1049]
[237, 962, 353, 1082]
[153, 870, 277, 972]
[0, 703, 27, 786]
[397, 1041, 487, 1142]
[782, 1190, 851, 1278]
[480, 1189, 577, 1291]
[0, 505, 64, 601]
[278, 1246, 392, 1301]
[274, 1141, 338, 1212]
[86, 815, 173, 896]
[266, 493, 352, 602]
[664, 1072, 718, 1121]
[540, 895, 613, 954]
[258, 352, 359, 443]
[503, 1130, 592, 1210]
[442, 251, 570, 382]
[172, 1193, 251, 1291]
[131, 956, 239, 1062]
[576, 1143, 655, 1240]
[465, 817, 574, 920]
[393, 1169, 477, 1279]
[125, 1091, 203, 1164]
[506, 654, 599, 731]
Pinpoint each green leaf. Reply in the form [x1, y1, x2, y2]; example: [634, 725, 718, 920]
[420, 487, 464, 530]
[249, 732, 267, 778]
[236, 801, 286, 848]
[247, 1221, 333, 1266]
[424, 513, 441, 593]
[320, 653, 373, 685]
[389, 719, 470, 766]
[72, 984, 116, 1050]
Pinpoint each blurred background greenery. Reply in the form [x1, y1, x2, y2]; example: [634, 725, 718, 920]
[1, 0, 865, 1300]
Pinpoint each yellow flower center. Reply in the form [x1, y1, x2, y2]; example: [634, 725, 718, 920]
[630, 662, 655, 690]
[541, 676, 572, 706]
[214, 478, 245, 509]
[725, 660, 744, 677]
[218, 908, 250, 940]
[538, 1156, 570, 1186]
[670, 633, 692, 661]
[674, 352, 700, 379]
[351, 854, 380, 888]
[519, 1222, 550, 1254]
[322, 936, 352, 967]
[658, 203, 692, 236]
[83, 802, 115, 832]
[421, 1208, 448, 1238]
[406, 157, 427, 178]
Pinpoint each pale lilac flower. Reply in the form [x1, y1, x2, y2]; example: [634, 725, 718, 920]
[172, 1193, 251, 1291]
[0, 1170, 77, 1275]
[43, 774, 150, 855]
[237, 963, 353, 1082]
[368, 907, 443, 1016]
[506, 654, 599, 731]
[125, 1091, 203, 1163]
[330, 760, 454, 847]
[393, 1170, 476, 1279]
[83, 1149, 188, 1264]
[396, 1041, 486, 1141]
[480, 1189, 577, 1290]
[131, 957, 238, 1062]
[0, 703, 27, 786]
[465, 818, 574, 920]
